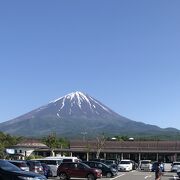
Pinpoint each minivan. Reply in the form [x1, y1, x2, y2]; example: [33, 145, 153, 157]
[139, 160, 152, 171]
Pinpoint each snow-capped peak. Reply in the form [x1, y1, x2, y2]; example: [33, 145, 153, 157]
[48, 91, 115, 118]
[51, 91, 87, 103]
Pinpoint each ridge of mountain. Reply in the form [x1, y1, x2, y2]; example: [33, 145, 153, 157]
[0, 91, 179, 138]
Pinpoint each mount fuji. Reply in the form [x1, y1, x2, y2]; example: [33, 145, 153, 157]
[0, 91, 179, 138]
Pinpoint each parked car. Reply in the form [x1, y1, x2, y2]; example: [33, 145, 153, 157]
[177, 167, 180, 178]
[92, 159, 106, 163]
[26, 160, 44, 175]
[83, 161, 118, 178]
[57, 162, 102, 180]
[103, 160, 116, 165]
[139, 160, 152, 171]
[0, 159, 47, 180]
[34, 156, 81, 177]
[41, 163, 53, 178]
[171, 162, 180, 172]
[92, 159, 118, 170]
[103, 160, 118, 169]
[8, 160, 29, 171]
[118, 159, 134, 171]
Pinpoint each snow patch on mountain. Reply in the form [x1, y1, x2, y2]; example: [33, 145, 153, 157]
[47, 91, 116, 118]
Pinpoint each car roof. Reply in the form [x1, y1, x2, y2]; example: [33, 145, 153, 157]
[172, 162, 180, 164]
[61, 162, 79, 164]
[83, 161, 109, 166]
[9, 160, 25, 163]
[84, 161, 104, 164]
[140, 160, 151, 161]
[27, 160, 40, 162]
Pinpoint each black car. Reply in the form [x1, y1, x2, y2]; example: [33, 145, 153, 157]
[103, 160, 118, 170]
[83, 161, 118, 178]
[0, 159, 47, 180]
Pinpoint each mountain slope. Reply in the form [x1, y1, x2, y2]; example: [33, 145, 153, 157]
[0, 91, 179, 138]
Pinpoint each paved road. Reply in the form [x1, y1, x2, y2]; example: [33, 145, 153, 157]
[48, 171, 180, 180]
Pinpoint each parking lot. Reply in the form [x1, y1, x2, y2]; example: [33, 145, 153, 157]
[48, 171, 179, 180]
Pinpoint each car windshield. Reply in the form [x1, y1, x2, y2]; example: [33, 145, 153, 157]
[35, 162, 41, 166]
[0, 160, 21, 171]
[20, 162, 28, 167]
[81, 163, 91, 169]
[10, 161, 28, 167]
[141, 161, 150, 164]
[101, 163, 109, 168]
[105, 161, 113, 164]
[173, 163, 180, 165]
[28, 161, 41, 166]
[120, 161, 130, 164]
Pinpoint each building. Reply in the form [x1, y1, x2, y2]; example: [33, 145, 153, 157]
[8, 140, 180, 163]
[34, 140, 180, 163]
[9, 139, 48, 159]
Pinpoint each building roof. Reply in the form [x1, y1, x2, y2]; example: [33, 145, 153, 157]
[69, 140, 180, 153]
[12, 139, 48, 149]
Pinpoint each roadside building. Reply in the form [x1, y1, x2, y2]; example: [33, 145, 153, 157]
[34, 140, 180, 163]
[8, 139, 48, 159]
[7, 140, 180, 163]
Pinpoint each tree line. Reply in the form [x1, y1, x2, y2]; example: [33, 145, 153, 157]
[1, 131, 180, 159]
[0, 131, 70, 159]
[0, 132, 22, 158]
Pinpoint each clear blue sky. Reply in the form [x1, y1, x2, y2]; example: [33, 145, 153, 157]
[0, 0, 180, 129]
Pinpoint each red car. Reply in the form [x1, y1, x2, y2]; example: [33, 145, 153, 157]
[57, 162, 102, 180]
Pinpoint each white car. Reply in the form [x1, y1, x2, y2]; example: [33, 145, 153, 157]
[171, 162, 180, 172]
[177, 167, 180, 178]
[118, 159, 133, 171]
[139, 160, 152, 171]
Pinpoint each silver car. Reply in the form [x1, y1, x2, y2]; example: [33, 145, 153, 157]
[171, 162, 180, 172]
